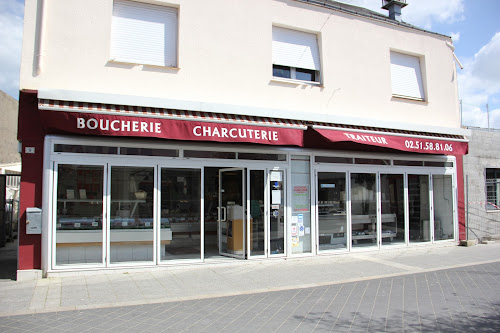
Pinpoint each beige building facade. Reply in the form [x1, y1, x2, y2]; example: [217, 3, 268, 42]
[17, 0, 468, 278]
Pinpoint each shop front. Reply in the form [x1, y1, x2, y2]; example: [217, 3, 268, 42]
[18, 95, 468, 275]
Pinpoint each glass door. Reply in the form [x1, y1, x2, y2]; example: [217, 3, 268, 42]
[219, 168, 245, 259]
[269, 170, 285, 256]
[248, 169, 265, 257]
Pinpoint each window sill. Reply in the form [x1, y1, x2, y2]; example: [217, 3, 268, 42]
[270, 77, 322, 87]
[391, 94, 426, 103]
[486, 209, 500, 213]
[108, 59, 180, 70]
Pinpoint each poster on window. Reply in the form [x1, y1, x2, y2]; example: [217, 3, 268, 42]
[292, 185, 309, 212]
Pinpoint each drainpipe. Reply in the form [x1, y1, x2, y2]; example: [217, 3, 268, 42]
[446, 41, 464, 70]
[36, 0, 47, 75]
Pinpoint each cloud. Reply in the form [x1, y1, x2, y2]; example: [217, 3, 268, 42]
[459, 32, 500, 129]
[337, 0, 465, 30]
[0, 0, 24, 100]
[402, 0, 465, 30]
[450, 32, 461, 43]
[470, 32, 500, 94]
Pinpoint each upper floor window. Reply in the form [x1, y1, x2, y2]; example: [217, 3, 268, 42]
[110, 0, 178, 67]
[486, 168, 500, 210]
[390, 51, 425, 101]
[272, 27, 320, 83]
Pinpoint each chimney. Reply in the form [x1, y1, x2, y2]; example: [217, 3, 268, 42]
[381, 0, 408, 22]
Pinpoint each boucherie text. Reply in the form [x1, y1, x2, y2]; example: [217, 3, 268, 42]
[77, 117, 161, 133]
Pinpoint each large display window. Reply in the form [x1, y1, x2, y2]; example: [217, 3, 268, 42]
[408, 174, 431, 243]
[433, 175, 454, 241]
[109, 166, 155, 263]
[315, 165, 456, 253]
[317, 172, 347, 252]
[161, 168, 201, 261]
[380, 174, 405, 246]
[47, 137, 458, 272]
[55, 164, 104, 266]
[350, 173, 378, 249]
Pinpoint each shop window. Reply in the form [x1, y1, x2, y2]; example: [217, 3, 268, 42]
[55, 164, 104, 266]
[238, 152, 286, 161]
[315, 156, 353, 164]
[111, 0, 178, 67]
[317, 172, 347, 251]
[350, 173, 377, 248]
[486, 168, 500, 210]
[390, 51, 425, 101]
[110, 166, 155, 263]
[120, 147, 178, 157]
[272, 26, 321, 83]
[393, 160, 423, 166]
[161, 168, 201, 261]
[424, 161, 453, 167]
[380, 174, 405, 245]
[433, 175, 454, 240]
[354, 158, 391, 165]
[184, 150, 236, 159]
[408, 174, 431, 242]
[54, 144, 118, 154]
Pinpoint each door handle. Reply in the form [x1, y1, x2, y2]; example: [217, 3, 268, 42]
[217, 207, 227, 222]
[222, 207, 227, 222]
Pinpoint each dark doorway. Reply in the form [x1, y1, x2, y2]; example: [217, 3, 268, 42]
[0, 174, 20, 280]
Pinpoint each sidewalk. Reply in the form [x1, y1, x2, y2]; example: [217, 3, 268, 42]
[1, 242, 499, 317]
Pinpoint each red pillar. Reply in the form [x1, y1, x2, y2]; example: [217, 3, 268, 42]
[17, 91, 44, 270]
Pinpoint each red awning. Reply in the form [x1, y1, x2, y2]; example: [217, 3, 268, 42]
[38, 99, 306, 147]
[38, 99, 469, 155]
[312, 126, 468, 155]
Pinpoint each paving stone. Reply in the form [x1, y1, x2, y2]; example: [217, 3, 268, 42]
[3, 245, 500, 332]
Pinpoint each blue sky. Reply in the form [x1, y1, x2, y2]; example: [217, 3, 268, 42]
[1, 0, 499, 128]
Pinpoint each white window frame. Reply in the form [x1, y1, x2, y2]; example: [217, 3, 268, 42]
[486, 168, 500, 211]
[390, 51, 425, 101]
[272, 26, 321, 84]
[110, 0, 178, 68]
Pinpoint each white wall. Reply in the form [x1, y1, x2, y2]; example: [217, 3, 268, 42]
[20, 0, 461, 132]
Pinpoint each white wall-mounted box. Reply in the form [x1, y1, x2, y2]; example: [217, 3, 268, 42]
[26, 207, 42, 234]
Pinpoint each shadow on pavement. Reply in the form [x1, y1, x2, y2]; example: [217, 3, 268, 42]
[0, 241, 17, 281]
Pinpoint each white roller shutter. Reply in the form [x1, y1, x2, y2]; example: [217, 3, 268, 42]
[272, 27, 320, 71]
[390, 52, 425, 100]
[111, 0, 177, 67]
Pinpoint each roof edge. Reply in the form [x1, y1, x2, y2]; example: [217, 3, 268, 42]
[292, 0, 451, 39]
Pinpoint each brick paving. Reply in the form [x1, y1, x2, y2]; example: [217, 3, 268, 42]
[1, 261, 499, 332]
